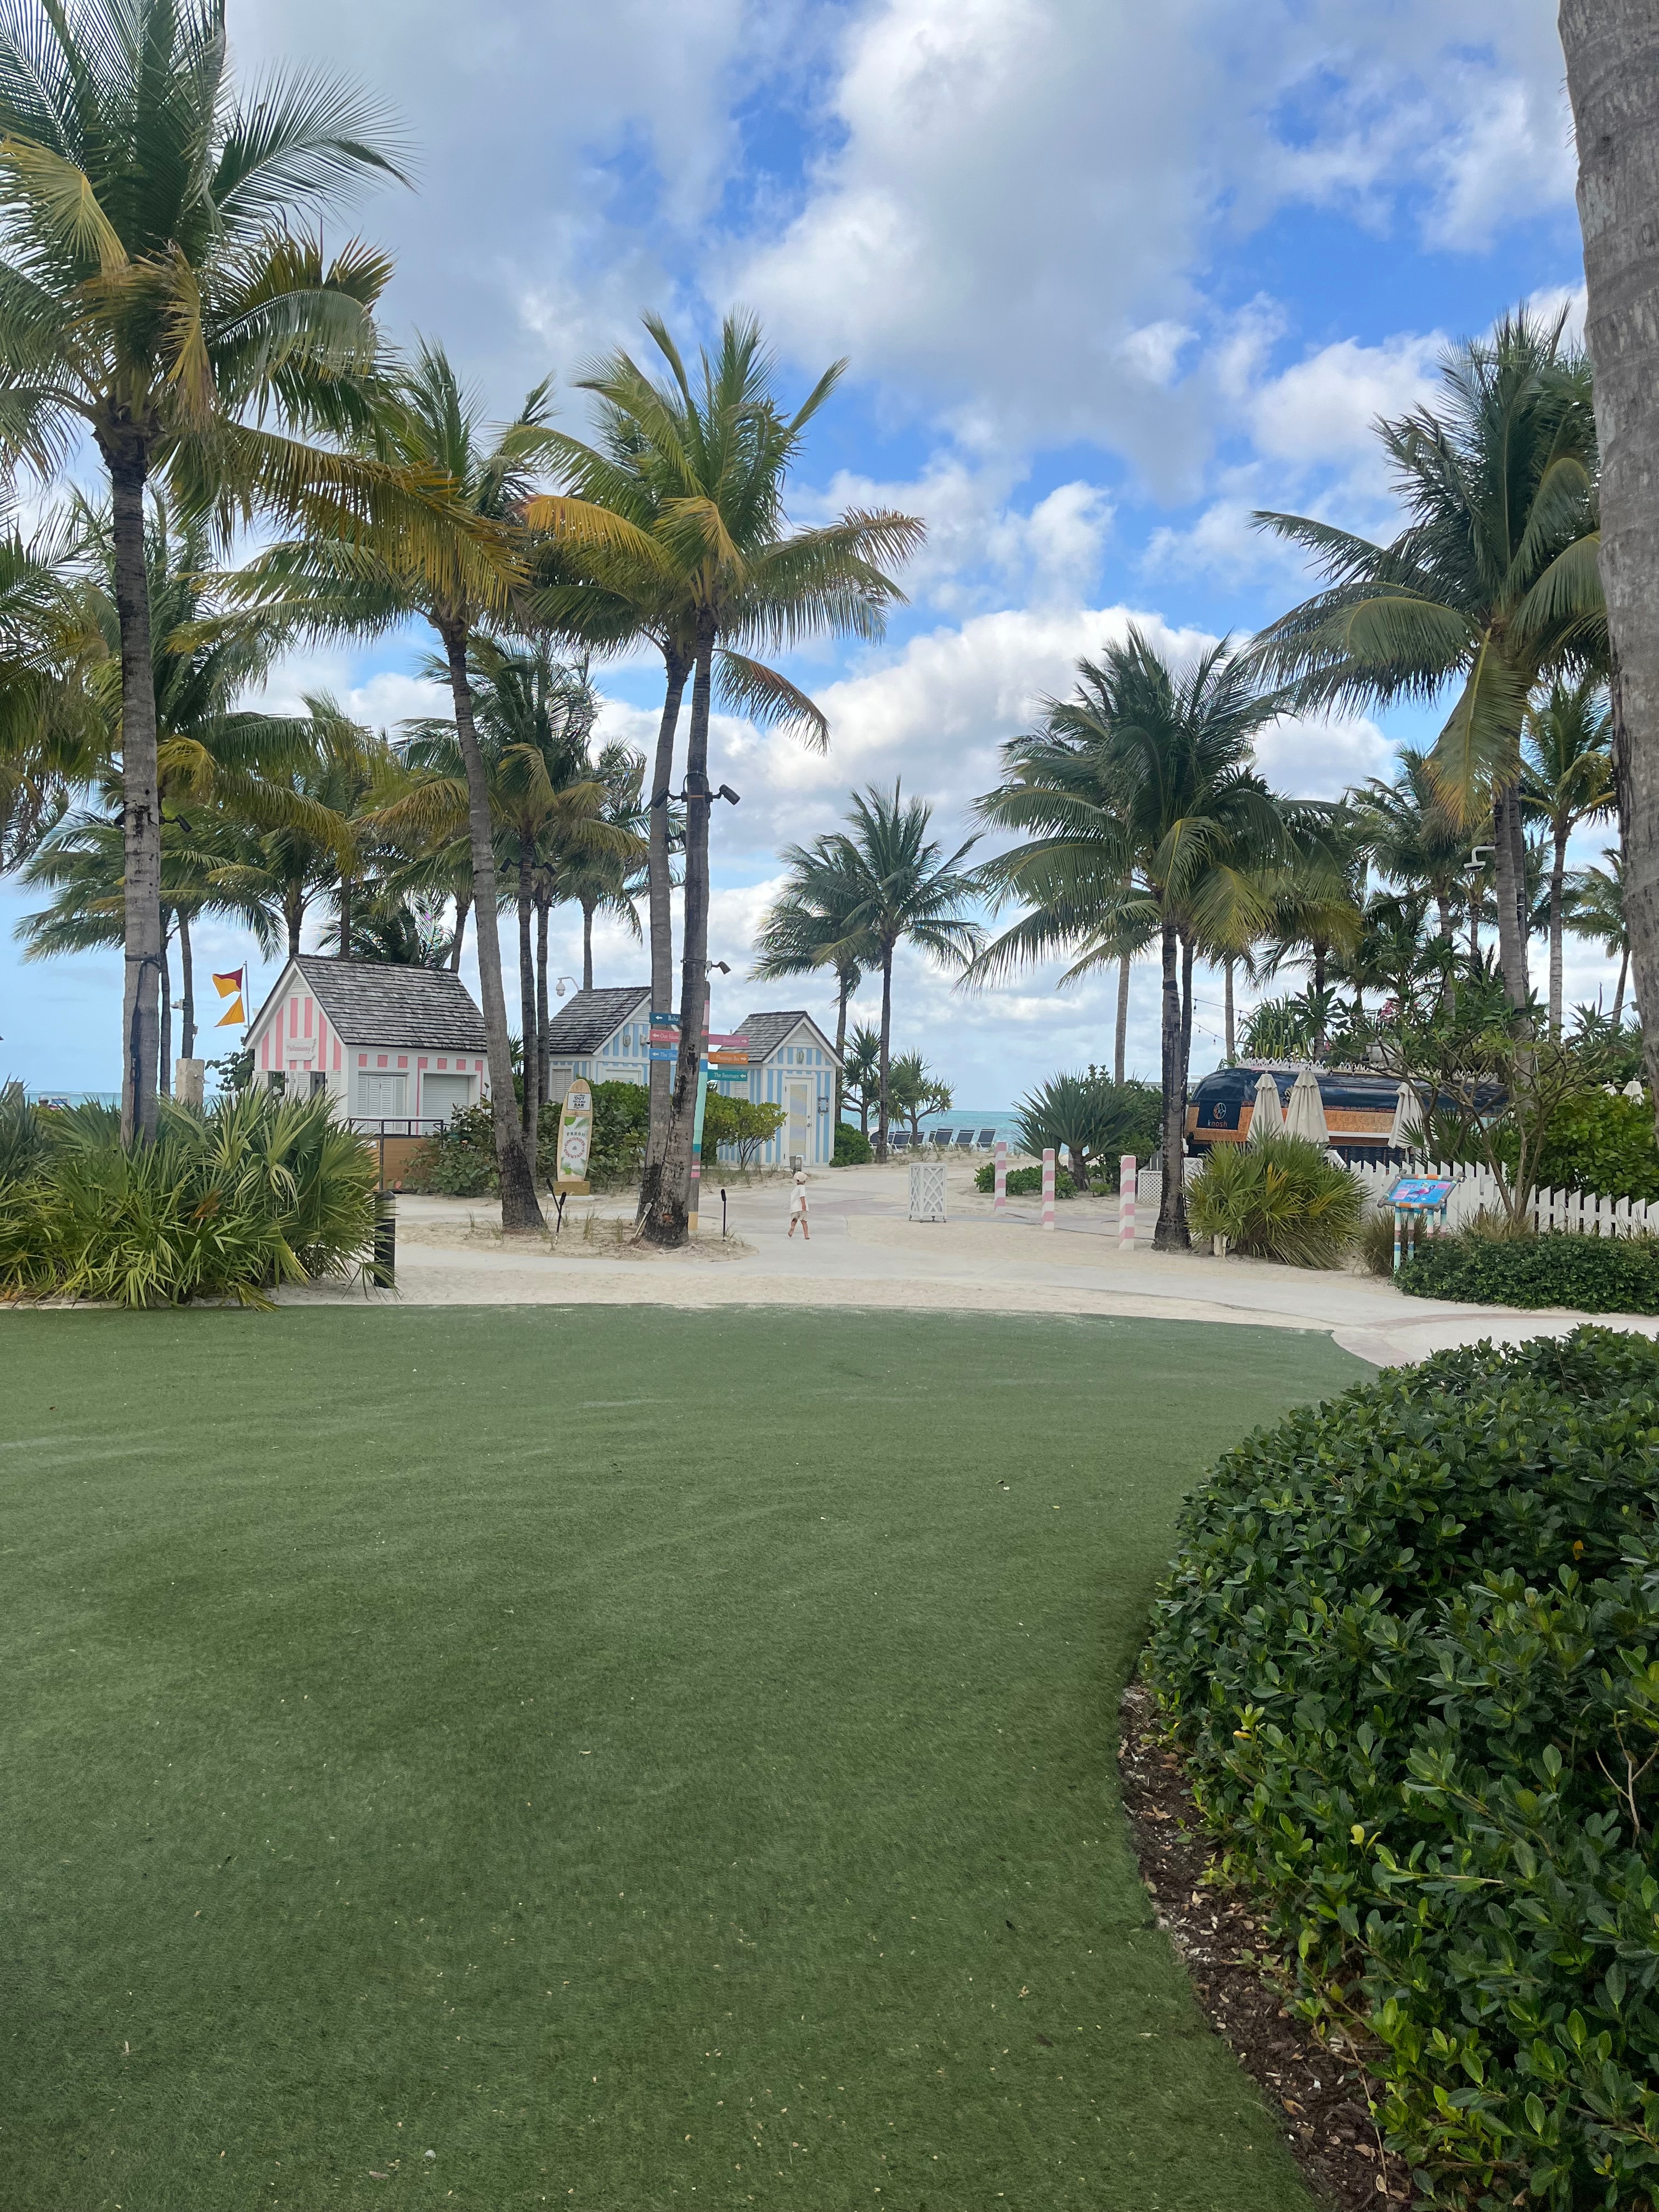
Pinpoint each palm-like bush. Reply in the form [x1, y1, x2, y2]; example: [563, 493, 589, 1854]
[1014, 1071, 1161, 1185]
[0, 1092, 379, 1306]
[1186, 1134, 1363, 1266]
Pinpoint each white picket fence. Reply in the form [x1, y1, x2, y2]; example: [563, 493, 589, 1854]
[1345, 1156, 1659, 1239]
[1126, 1155, 1655, 1244]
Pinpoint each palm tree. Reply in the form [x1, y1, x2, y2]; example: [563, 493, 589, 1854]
[1250, 310, 1603, 1020]
[0, 0, 443, 1140]
[0, 513, 103, 868]
[531, 314, 923, 1243]
[840, 1023, 881, 1139]
[1566, 849, 1631, 1022]
[554, 739, 653, 996]
[812, 781, 980, 1162]
[239, 343, 634, 1231]
[1351, 746, 1478, 1014]
[752, 836, 878, 1122]
[1521, 676, 1613, 1035]
[972, 630, 1299, 1249]
[1560, 2, 1659, 1088]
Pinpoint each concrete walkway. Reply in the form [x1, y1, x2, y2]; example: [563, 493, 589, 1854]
[278, 1159, 1659, 1368]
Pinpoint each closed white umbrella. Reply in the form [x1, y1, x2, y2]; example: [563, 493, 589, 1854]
[1248, 1069, 1284, 1144]
[1388, 1080, 1424, 1151]
[1283, 1065, 1329, 1146]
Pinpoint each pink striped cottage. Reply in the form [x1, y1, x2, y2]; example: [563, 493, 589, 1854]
[246, 956, 489, 1130]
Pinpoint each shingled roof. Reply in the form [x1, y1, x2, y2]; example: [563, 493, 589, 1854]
[544, 984, 651, 1055]
[736, 1011, 841, 1066]
[284, 957, 488, 1053]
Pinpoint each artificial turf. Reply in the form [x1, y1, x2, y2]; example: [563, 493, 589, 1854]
[2, 1305, 1364, 2212]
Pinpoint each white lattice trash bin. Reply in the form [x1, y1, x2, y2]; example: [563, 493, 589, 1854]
[908, 1159, 947, 1221]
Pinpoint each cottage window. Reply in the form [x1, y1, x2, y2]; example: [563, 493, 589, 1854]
[359, 1071, 408, 1116]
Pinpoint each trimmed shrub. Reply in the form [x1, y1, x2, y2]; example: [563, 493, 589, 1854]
[1399, 1228, 1659, 1314]
[1531, 1089, 1659, 1206]
[833, 1121, 873, 1165]
[0, 1092, 379, 1306]
[1185, 1133, 1363, 1266]
[584, 1080, 651, 1188]
[973, 1160, 1076, 1198]
[402, 1102, 496, 1195]
[1145, 1329, 1659, 2208]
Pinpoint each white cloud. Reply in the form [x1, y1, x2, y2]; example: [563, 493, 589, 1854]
[730, 0, 1573, 473]
[1248, 331, 1442, 465]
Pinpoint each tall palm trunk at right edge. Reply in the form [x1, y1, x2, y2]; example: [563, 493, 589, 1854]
[442, 623, 544, 1232]
[1114, 951, 1130, 1085]
[105, 445, 163, 1144]
[1155, 918, 1189, 1250]
[642, 631, 711, 1245]
[1560, 0, 1659, 1108]
[518, 854, 539, 1143]
[637, 648, 690, 1226]
[877, 945, 893, 1163]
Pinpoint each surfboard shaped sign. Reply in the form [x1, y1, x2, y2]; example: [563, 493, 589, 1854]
[555, 1077, 593, 1193]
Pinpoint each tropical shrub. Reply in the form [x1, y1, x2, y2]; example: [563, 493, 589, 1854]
[1398, 1227, 1659, 1314]
[0, 1093, 380, 1307]
[703, 1087, 788, 1170]
[1144, 1329, 1659, 2211]
[402, 1102, 497, 1195]
[1527, 1090, 1659, 1206]
[974, 1160, 1077, 1198]
[833, 1120, 873, 1165]
[1014, 1070, 1161, 1184]
[1185, 1134, 1363, 1265]
[577, 1081, 652, 1188]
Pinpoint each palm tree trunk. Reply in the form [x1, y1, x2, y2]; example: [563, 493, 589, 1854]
[1223, 956, 1235, 1063]
[535, 895, 551, 1119]
[1437, 893, 1458, 1017]
[1615, 943, 1630, 1023]
[441, 620, 543, 1233]
[104, 441, 162, 1145]
[450, 892, 469, 973]
[1114, 952, 1130, 1085]
[582, 899, 595, 991]
[877, 945, 894, 1163]
[338, 873, 352, 957]
[286, 887, 303, 962]
[1178, 934, 1194, 1088]
[518, 852, 538, 1146]
[833, 968, 850, 1125]
[158, 912, 172, 1096]
[639, 645, 691, 1226]
[178, 910, 195, 1061]
[1492, 787, 1532, 1015]
[1561, 0, 1659, 1103]
[644, 631, 710, 1244]
[1549, 822, 1570, 1036]
[1155, 918, 1188, 1250]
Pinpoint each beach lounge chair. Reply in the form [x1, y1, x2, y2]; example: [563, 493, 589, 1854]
[929, 1127, 951, 1147]
[976, 1127, 996, 1148]
[953, 1128, 974, 1149]
[891, 1128, 910, 1150]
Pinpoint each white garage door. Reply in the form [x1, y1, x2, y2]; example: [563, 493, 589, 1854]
[422, 1073, 472, 1122]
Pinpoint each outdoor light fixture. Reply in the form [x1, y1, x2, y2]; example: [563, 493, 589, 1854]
[554, 975, 578, 997]
[1468, 845, 1497, 867]
[650, 779, 741, 807]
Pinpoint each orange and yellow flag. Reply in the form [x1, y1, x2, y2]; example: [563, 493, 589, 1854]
[212, 969, 246, 1026]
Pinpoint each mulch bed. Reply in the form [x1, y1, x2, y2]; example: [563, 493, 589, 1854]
[1118, 1679, 1415, 2209]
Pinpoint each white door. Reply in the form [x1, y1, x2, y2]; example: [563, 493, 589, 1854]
[786, 1080, 811, 1159]
[421, 1073, 471, 1122]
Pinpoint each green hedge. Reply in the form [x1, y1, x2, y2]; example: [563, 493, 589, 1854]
[1527, 1091, 1659, 1206]
[402, 1081, 652, 1197]
[833, 1121, 873, 1165]
[1399, 1229, 1659, 1315]
[973, 1160, 1077, 1198]
[1145, 1329, 1659, 2208]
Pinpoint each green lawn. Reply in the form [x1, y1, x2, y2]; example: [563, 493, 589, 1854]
[3, 1307, 1363, 2211]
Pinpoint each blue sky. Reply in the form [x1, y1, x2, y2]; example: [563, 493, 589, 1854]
[3, 0, 1611, 1099]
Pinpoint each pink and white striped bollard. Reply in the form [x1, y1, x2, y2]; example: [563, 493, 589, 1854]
[1119, 1152, 1137, 1249]
[993, 1138, 1007, 1211]
[1041, 1146, 1056, 1231]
